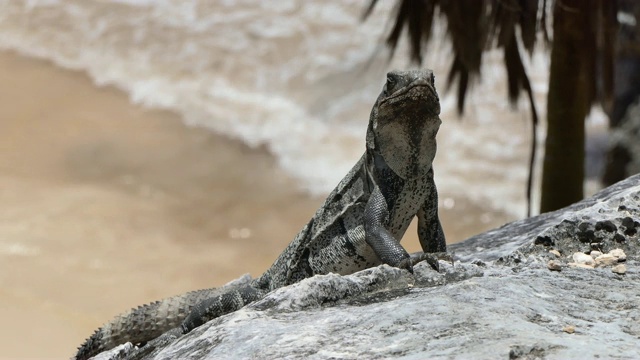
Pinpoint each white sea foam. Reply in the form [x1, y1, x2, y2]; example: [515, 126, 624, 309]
[0, 0, 548, 218]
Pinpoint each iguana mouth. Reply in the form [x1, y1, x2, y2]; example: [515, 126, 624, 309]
[379, 80, 436, 106]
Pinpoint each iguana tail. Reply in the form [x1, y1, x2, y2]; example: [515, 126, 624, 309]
[74, 284, 245, 360]
[181, 285, 266, 333]
[75, 288, 222, 360]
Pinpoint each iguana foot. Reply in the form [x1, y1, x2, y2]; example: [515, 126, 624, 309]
[409, 252, 453, 272]
[397, 257, 415, 274]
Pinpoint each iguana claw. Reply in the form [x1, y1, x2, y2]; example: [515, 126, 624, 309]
[409, 252, 452, 272]
[397, 258, 415, 274]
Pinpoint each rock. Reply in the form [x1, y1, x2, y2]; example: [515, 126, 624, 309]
[449, 173, 640, 263]
[572, 252, 595, 266]
[595, 254, 618, 267]
[508, 344, 556, 359]
[589, 250, 603, 258]
[93, 174, 640, 360]
[549, 249, 562, 257]
[595, 220, 617, 232]
[93, 343, 135, 360]
[567, 262, 595, 269]
[547, 260, 562, 271]
[621, 216, 637, 236]
[612, 264, 627, 275]
[613, 233, 626, 243]
[609, 248, 627, 261]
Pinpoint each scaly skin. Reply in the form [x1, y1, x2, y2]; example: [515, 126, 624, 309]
[75, 275, 253, 360]
[75, 69, 446, 359]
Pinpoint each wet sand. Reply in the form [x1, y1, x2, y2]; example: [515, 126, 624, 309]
[0, 51, 511, 358]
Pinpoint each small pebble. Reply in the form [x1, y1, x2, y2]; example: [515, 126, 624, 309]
[547, 260, 562, 271]
[563, 325, 575, 334]
[572, 252, 595, 266]
[568, 262, 594, 269]
[589, 251, 603, 258]
[549, 250, 561, 257]
[612, 264, 627, 275]
[609, 249, 627, 262]
[595, 254, 618, 267]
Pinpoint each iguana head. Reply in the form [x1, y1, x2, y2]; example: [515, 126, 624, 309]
[366, 69, 442, 179]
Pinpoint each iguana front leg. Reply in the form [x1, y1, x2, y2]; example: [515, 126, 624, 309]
[417, 168, 446, 253]
[364, 186, 413, 272]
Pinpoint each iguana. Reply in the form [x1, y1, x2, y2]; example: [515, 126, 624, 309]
[75, 69, 446, 360]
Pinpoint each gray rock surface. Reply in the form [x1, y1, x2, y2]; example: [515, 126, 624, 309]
[96, 175, 640, 360]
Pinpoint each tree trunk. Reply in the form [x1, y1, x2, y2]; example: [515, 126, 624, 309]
[540, 0, 594, 213]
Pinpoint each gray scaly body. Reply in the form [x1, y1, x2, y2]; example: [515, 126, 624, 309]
[76, 69, 446, 360]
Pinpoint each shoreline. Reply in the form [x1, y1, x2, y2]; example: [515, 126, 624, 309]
[0, 50, 325, 358]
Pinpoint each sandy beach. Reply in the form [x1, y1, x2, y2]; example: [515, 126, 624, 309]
[0, 51, 511, 358]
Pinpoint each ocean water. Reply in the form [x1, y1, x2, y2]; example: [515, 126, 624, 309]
[0, 0, 555, 218]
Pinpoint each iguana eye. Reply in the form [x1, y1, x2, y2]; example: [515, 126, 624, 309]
[430, 73, 435, 86]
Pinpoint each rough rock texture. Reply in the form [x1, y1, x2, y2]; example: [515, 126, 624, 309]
[94, 175, 640, 360]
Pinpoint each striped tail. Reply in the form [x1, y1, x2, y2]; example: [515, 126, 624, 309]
[74, 286, 237, 360]
[181, 285, 266, 333]
[75, 275, 254, 359]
